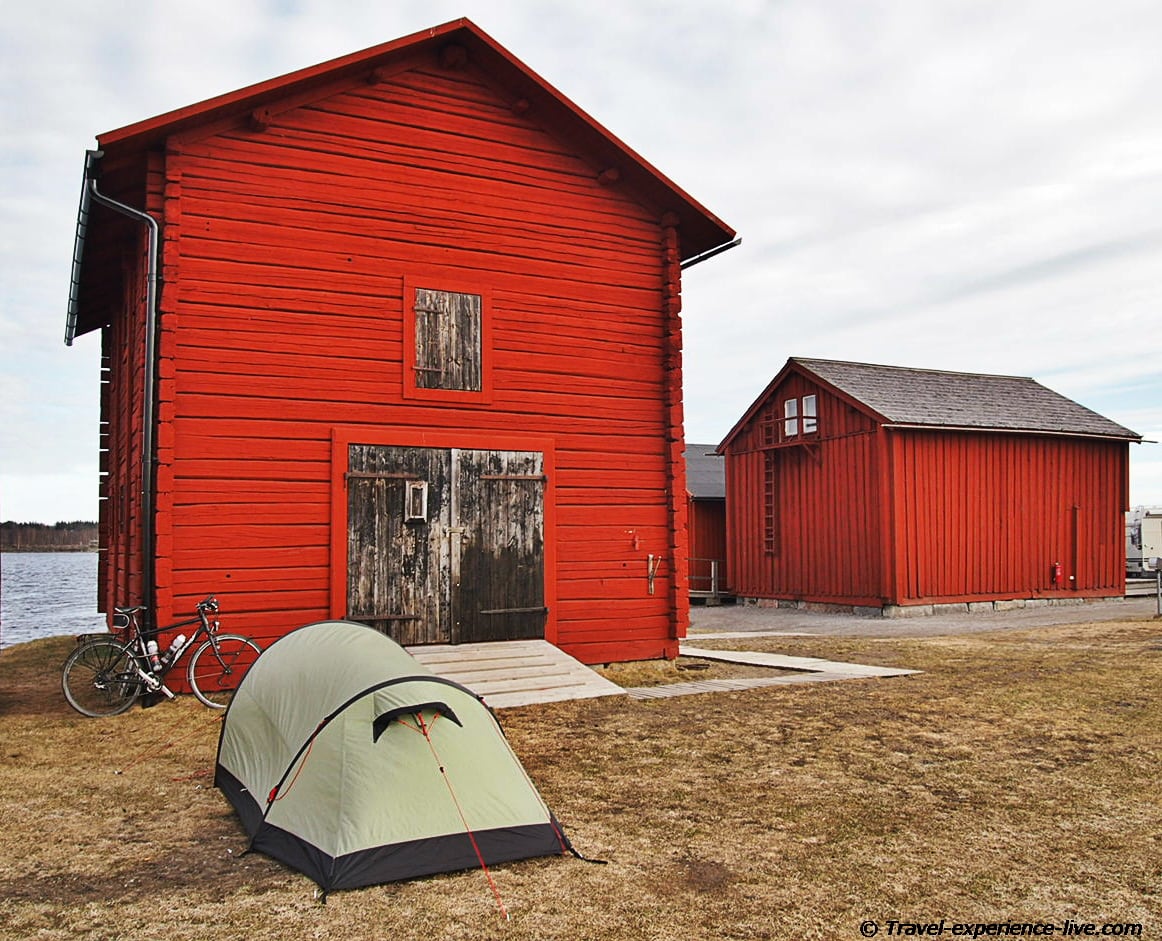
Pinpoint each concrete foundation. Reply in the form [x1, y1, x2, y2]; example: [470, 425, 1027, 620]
[738, 594, 1130, 619]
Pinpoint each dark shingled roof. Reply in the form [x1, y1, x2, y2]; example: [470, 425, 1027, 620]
[792, 358, 1140, 440]
[684, 444, 725, 499]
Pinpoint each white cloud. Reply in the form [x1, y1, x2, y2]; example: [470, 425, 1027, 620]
[2, 0, 1161, 521]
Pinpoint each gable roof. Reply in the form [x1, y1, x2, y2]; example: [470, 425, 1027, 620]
[101, 19, 732, 250]
[684, 443, 725, 499]
[68, 18, 735, 344]
[720, 357, 1141, 449]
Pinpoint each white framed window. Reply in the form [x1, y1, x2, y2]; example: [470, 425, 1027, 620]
[781, 394, 818, 440]
[802, 394, 817, 434]
[783, 398, 799, 437]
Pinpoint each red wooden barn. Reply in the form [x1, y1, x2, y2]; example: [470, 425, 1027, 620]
[684, 443, 729, 601]
[718, 357, 1141, 612]
[64, 19, 737, 663]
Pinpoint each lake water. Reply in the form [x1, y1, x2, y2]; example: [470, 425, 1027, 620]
[1, 553, 109, 649]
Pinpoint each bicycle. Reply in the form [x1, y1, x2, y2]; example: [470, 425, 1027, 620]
[61, 595, 262, 717]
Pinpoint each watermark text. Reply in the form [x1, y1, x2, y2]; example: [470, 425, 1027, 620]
[858, 919, 1143, 938]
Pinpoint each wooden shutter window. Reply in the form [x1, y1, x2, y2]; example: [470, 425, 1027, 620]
[414, 288, 483, 392]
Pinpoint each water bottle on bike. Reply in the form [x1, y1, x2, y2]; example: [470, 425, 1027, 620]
[61, 594, 262, 716]
[158, 634, 186, 670]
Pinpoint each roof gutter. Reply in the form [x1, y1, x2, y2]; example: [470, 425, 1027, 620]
[68, 149, 161, 619]
[65, 153, 98, 348]
[680, 236, 741, 270]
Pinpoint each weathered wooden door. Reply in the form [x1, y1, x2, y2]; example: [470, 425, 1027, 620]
[453, 449, 546, 643]
[346, 445, 545, 644]
[346, 445, 452, 644]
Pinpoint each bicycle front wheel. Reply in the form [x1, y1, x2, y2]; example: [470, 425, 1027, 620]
[61, 639, 142, 718]
[187, 634, 262, 708]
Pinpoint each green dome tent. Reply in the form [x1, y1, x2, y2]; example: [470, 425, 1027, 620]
[215, 620, 575, 895]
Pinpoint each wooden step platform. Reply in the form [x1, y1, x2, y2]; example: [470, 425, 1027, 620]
[408, 640, 626, 710]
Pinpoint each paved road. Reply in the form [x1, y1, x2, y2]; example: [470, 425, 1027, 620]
[689, 596, 1159, 638]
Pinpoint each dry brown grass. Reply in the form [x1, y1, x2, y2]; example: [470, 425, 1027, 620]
[2, 620, 1160, 940]
[594, 655, 797, 687]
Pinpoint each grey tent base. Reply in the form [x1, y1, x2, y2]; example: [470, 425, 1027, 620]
[218, 764, 571, 893]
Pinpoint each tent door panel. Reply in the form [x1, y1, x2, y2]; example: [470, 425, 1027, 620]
[452, 449, 546, 643]
[346, 445, 451, 644]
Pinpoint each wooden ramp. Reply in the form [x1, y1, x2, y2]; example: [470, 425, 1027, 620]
[680, 644, 921, 678]
[408, 640, 626, 709]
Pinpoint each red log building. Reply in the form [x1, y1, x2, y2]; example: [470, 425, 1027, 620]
[718, 358, 1140, 612]
[65, 19, 736, 663]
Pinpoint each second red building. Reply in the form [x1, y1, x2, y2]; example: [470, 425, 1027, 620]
[719, 357, 1140, 611]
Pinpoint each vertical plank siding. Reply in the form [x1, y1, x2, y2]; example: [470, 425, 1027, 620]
[688, 499, 728, 593]
[138, 58, 682, 661]
[891, 430, 1128, 603]
[724, 379, 884, 606]
[725, 374, 1129, 608]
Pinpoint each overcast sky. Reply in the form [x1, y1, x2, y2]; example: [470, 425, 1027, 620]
[2, 0, 1159, 523]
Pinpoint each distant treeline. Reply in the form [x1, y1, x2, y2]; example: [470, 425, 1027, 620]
[1, 521, 99, 551]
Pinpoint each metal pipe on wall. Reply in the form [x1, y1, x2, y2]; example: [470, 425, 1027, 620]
[74, 150, 161, 626]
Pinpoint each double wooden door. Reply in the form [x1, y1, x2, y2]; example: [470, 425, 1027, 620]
[346, 444, 546, 645]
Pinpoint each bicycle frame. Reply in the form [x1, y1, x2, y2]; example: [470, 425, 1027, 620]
[111, 596, 219, 699]
[64, 593, 263, 717]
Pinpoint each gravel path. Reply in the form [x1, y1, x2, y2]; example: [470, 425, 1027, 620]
[689, 595, 1159, 638]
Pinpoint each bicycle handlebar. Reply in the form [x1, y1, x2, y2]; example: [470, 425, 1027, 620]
[112, 595, 220, 637]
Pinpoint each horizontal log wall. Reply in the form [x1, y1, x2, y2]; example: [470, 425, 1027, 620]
[101, 225, 153, 623]
[153, 56, 680, 661]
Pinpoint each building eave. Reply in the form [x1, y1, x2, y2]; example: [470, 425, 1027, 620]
[94, 18, 735, 261]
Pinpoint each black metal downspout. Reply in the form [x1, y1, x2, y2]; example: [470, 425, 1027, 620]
[67, 149, 161, 623]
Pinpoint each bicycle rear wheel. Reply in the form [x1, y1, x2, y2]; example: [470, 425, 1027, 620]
[187, 634, 262, 708]
[61, 639, 142, 717]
